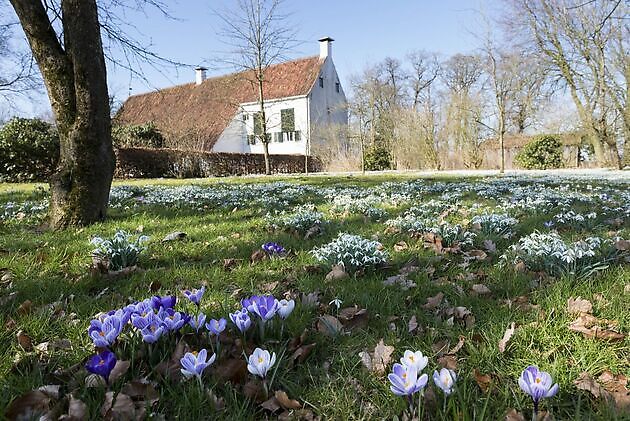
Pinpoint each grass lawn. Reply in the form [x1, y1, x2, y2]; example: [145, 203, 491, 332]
[0, 173, 629, 420]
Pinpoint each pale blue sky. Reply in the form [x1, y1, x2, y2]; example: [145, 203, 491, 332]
[8, 0, 499, 116]
[108, 0, 497, 99]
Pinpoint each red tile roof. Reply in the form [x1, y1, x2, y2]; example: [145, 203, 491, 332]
[115, 56, 324, 151]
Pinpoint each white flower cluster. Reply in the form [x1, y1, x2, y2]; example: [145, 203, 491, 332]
[267, 204, 325, 234]
[311, 233, 388, 273]
[91, 230, 149, 271]
[552, 210, 597, 227]
[426, 222, 476, 248]
[0, 200, 48, 221]
[501, 231, 620, 278]
[329, 194, 388, 219]
[471, 213, 518, 238]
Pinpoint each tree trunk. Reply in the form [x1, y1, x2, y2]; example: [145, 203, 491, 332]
[257, 76, 271, 175]
[10, 0, 114, 228]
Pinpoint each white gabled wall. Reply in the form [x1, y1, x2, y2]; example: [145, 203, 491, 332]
[308, 56, 348, 132]
[212, 96, 309, 155]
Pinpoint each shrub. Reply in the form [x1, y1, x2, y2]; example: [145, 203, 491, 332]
[112, 123, 165, 148]
[311, 233, 388, 273]
[0, 117, 59, 182]
[91, 230, 149, 271]
[515, 135, 563, 170]
[364, 143, 392, 171]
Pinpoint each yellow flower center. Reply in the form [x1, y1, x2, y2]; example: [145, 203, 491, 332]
[258, 357, 264, 364]
[535, 377, 541, 384]
[192, 351, 198, 356]
[98, 360, 105, 366]
[99, 331, 105, 336]
[409, 356, 415, 362]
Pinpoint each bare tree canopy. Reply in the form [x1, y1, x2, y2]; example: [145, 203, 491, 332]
[215, 0, 299, 175]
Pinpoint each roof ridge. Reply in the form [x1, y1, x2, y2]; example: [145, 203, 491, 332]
[127, 55, 321, 100]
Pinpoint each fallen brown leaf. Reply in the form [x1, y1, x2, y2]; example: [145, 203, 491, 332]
[17, 300, 32, 316]
[437, 355, 457, 370]
[448, 336, 465, 355]
[568, 314, 625, 341]
[108, 360, 130, 384]
[250, 249, 267, 263]
[498, 322, 516, 353]
[408, 315, 423, 335]
[423, 292, 444, 310]
[16, 330, 32, 351]
[243, 380, 266, 402]
[214, 358, 248, 384]
[325, 265, 348, 281]
[394, 241, 409, 252]
[5, 390, 51, 420]
[338, 306, 369, 330]
[260, 396, 282, 413]
[275, 390, 301, 410]
[317, 315, 343, 336]
[471, 284, 491, 295]
[504, 409, 526, 421]
[614, 239, 630, 251]
[474, 369, 492, 393]
[359, 339, 395, 375]
[101, 391, 136, 420]
[64, 394, 88, 420]
[567, 297, 593, 315]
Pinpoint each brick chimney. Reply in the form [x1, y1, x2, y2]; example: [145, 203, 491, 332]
[318, 37, 334, 59]
[195, 66, 207, 85]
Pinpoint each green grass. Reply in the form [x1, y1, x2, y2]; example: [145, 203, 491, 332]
[0, 174, 628, 420]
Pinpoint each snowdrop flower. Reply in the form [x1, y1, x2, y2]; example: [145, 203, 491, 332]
[518, 366, 559, 406]
[277, 299, 295, 319]
[247, 347, 276, 379]
[433, 368, 457, 395]
[388, 363, 428, 396]
[180, 349, 216, 380]
[400, 350, 428, 372]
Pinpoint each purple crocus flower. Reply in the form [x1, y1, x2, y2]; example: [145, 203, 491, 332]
[180, 349, 216, 380]
[158, 308, 186, 332]
[262, 242, 286, 256]
[388, 363, 428, 396]
[136, 312, 164, 343]
[518, 366, 559, 407]
[248, 295, 279, 322]
[189, 313, 207, 333]
[206, 318, 227, 335]
[151, 295, 176, 310]
[130, 299, 153, 317]
[85, 350, 117, 381]
[229, 308, 252, 333]
[89, 314, 123, 348]
[131, 310, 157, 330]
[182, 286, 205, 306]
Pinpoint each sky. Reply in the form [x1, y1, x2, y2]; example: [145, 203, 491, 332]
[6, 0, 499, 117]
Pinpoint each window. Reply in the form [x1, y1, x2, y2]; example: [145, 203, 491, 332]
[319, 76, 324, 88]
[242, 113, 249, 122]
[253, 112, 263, 135]
[335, 82, 340, 93]
[247, 134, 256, 145]
[295, 131, 301, 142]
[280, 108, 295, 132]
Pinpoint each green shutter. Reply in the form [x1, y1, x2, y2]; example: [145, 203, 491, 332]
[281, 108, 295, 132]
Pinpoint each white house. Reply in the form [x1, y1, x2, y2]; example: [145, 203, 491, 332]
[117, 38, 347, 156]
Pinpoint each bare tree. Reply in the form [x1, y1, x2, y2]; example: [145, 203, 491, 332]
[407, 50, 440, 111]
[8, 0, 180, 228]
[216, 0, 298, 175]
[507, 0, 627, 167]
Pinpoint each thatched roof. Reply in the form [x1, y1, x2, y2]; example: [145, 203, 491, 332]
[115, 56, 324, 151]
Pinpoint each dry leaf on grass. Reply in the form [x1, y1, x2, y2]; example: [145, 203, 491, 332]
[498, 322, 516, 353]
[101, 391, 137, 420]
[5, 390, 52, 420]
[64, 394, 88, 420]
[359, 339, 395, 375]
[437, 355, 457, 370]
[17, 300, 32, 316]
[614, 239, 630, 251]
[337, 307, 369, 330]
[250, 249, 267, 263]
[274, 391, 302, 410]
[474, 369, 492, 393]
[408, 315, 423, 335]
[317, 315, 343, 336]
[423, 292, 444, 310]
[325, 265, 348, 281]
[394, 241, 409, 252]
[214, 358, 248, 384]
[448, 336, 465, 355]
[109, 360, 130, 384]
[471, 284, 491, 295]
[575, 371, 630, 413]
[568, 314, 625, 341]
[504, 408, 526, 421]
[567, 297, 593, 315]
[16, 330, 32, 351]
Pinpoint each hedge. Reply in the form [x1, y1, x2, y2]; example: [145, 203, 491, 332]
[115, 147, 321, 178]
